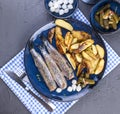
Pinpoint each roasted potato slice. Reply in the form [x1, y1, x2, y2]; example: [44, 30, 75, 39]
[82, 51, 99, 74]
[92, 58, 100, 72]
[56, 34, 64, 42]
[64, 32, 70, 46]
[55, 26, 62, 36]
[86, 45, 92, 52]
[76, 63, 85, 76]
[83, 59, 94, 74]
[48, 28, 55, 43]
[96, 44, 105, 58]
[82, 51, 93, 61]
[71, 38, 78, 44]
[75, 53, 82, 63]
[71, 53, 79, 66]
[56, 40, 67, 54]
[95, 59, 105, 74]
[72, 31, 91, 41]
[92, 45, 97, 55]
[66, 53, 76, 70]
[72, 31, 83, 41]
[82, 51, 99, 73]
[70, 43, 79, 50]
[55, 19, 73, 31]
[73, 39, 94, 53]
[85, 49, 98, 60]
[81, 31, 92, 40]
[67, 34, 73, 49]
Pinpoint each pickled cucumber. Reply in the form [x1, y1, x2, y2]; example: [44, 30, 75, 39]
[95, 4, 120, 30]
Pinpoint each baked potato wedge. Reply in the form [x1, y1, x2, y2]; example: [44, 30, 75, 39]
[55, 26, 62, 36]
[75, 53, 82, 63]
[55, 19, 73, 31]
[81, 31, 91, 40]
[76, 63, 85, 76]
[91, 58, 100, 72]
[64, 32, 70, 46]
[73, 39, 94, 53]
[68, 34, 73, 49]
[95, 59, 105, 74]
[71, 38, 78, 44]
[82, 54, 100, 74]
[70, 43, 79, 50]
[82, 51, 93, 61]
[83, 59, 94, 74]
[85, 49, 98, 60]
[66, 53, 76, 70]
[56, 34, 64, 42]
[96, 44, 105, 59]
[56, 40, 67, 54]
[72, 31, 83, 41]
[92, 45, 97, 55]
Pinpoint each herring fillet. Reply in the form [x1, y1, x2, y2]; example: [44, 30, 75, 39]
[43, 39, 74, 80]
[29, 47, 57, 91]
[39, 46, 67, 89]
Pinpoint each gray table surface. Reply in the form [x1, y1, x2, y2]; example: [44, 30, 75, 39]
[0, 0, 120, 114]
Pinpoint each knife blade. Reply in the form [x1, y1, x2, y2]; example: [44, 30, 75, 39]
[5, 70, 54, 112]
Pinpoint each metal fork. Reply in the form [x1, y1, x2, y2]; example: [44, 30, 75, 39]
[13, 69, 56, 111]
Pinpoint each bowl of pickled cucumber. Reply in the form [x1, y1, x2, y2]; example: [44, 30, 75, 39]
[90, 0, 120, 34]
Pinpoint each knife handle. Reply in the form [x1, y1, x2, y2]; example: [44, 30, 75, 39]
[26, 89, 54, 112]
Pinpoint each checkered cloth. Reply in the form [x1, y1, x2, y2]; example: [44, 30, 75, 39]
[0, 8, 120, 114]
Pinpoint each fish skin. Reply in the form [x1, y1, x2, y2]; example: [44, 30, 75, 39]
[39, 45, 67, 89]
[29, 41, 57, 91]
[42, 38, 75, 80]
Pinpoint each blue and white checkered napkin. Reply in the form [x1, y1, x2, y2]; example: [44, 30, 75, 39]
[0, 8, 120, 114]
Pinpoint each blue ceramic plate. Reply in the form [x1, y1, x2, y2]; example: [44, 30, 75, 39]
[24, 19, 107, 101]
[44, 0, 78, 18]
[90, 0, 120, 34]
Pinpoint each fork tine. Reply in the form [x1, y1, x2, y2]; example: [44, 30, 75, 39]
[14, 69, 30, 83]
[14, 69, 26, 79]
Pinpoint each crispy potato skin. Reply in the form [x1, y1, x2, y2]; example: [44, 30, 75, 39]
[71, 38, 78, 44]
[75, 53, 82, 63]
[56, 34, 64, 42]
[96, 44, 105, 59]
[92, 45, 97, 55]
[70, 43, 80, 50]
[95, 59, 105, 74]
[56, 40, 67, 54]
[66, 53, 76, 70]
[83, 59, 94, 74]
[65, 32, 70, 46]
[82, 51, 93, 61]
[73, 39, 94, 53]
[55, 26, 62, 37]
[68, 34, 73, 49]
[55, 19, 73, 31]
[72, 31, 91, 41]
[72, 31, 83, 41]
[77, 63, 85, 76]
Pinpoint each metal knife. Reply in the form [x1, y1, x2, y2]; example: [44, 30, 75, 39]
[5, 70, 55, 112]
